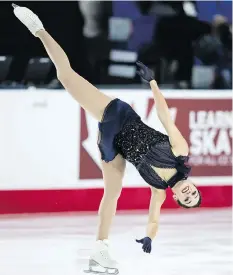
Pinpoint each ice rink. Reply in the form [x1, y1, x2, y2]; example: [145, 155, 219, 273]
[0, 208, 232, 275]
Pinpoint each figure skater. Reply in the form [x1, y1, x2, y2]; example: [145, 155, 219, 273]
[12, 4, 201, 275]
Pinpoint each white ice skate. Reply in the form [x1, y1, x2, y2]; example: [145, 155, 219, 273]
[84, 240, 119, 275]
[12, 3, 44, 36]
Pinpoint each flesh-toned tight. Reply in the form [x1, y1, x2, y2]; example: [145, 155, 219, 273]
[36, 30, 125, 240]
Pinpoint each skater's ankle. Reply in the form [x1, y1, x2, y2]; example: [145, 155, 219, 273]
[96, 238, 108, 242]
[95, 239, 109, 248]
[36, 29, 47, 38]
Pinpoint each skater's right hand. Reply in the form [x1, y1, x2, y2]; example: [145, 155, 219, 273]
[136, 237, 152, 253]
[12, 3, 45, 36]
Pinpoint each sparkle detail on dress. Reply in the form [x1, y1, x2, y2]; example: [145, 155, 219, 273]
[114, 117, 191, 189]
[115, 118, 169, 167]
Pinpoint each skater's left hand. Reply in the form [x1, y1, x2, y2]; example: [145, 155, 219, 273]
[136, 61, 154, 83]
[136, 237, 152, 253]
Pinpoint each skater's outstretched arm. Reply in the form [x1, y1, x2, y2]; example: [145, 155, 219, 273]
[146, 188, 166, 240]
[149, 80, 189, 155]
[12, 4, 112, 121]
[136, 188, 165, 253]
[136, 61, 189, 156]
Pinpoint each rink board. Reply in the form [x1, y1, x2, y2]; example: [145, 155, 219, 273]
[0, 90, 232, 213]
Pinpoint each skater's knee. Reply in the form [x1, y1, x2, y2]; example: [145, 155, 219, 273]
[56, 67, 72, 84]
[104, 186, 122, 201]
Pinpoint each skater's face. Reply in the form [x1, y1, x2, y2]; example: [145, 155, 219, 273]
[173, 180, 201, 208]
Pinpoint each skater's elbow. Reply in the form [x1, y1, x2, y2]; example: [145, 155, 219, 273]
[151, 188, 166, 205]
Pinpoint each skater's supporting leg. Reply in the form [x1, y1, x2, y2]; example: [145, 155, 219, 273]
[83, 154, 125, 274]
[36, 30, 112, 121]
[97, 154, 126, 240]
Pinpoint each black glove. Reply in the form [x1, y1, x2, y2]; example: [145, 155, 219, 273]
[136, 237, 152, 253]
[136, 61, 154, 82]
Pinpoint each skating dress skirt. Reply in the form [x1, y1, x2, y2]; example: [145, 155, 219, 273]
[98, 98, 140, 162]
[98, 98, 191, 189]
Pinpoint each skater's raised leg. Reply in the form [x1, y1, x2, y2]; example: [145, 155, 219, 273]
[36, 30, 112, 121]
[13, 4, 112, 121]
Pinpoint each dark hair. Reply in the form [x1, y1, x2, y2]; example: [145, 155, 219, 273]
[176, 190, 202, 209]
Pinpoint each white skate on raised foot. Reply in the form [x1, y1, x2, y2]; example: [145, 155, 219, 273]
[84, 240, 119, 275]
[12, 3, 44, 36]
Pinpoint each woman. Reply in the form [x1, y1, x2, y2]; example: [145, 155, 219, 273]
[13, 4, 201, 275]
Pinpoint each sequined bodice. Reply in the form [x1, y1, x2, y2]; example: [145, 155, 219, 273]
[114, 118, 169, 167]
[114, 117, 191, 189]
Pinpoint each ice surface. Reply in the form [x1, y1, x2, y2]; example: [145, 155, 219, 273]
[0, 209, 232, 275]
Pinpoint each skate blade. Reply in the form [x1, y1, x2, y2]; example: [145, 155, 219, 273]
[83, 269, 119, 275]
[83, 260, 119, 275]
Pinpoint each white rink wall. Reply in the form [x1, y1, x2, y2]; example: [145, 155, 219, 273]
[0, 89, 232, 213]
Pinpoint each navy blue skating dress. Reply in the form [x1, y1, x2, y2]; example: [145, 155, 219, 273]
[98, 98, 191, 189]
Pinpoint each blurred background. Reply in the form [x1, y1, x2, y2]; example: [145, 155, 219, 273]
[0, 0, 232, 89]
[0, 1, 232, 275]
